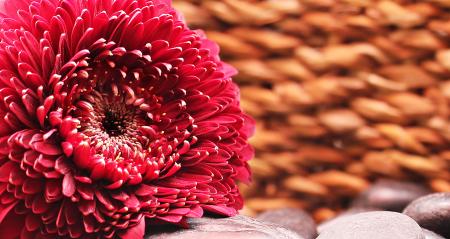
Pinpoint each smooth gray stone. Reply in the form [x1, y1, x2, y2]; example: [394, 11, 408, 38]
[317, 207, 379, 234]
[403, 193, 450, 238]
[352, 179, 430, 212]
[148, 215, 303, 239]
[422, 228, 445, 239]
[317, 211, 424, 239]
[257, 208, 317, 239]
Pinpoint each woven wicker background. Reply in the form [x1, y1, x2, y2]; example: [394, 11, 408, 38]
[173, 0, 450, 222]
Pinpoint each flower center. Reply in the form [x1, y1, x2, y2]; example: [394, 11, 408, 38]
[65, 47, 188, 187]
[75, 90, 143, 142]
[102, 110, 127, 136]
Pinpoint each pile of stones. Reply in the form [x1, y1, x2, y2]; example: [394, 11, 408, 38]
[147, 179, 450, 239]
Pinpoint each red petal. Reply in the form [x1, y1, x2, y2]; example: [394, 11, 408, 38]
[8, 102, 37, 128]
[59, 117, 76, 138]
[202, 205, 237, 217]
[156, 214, 183, 223]
[104, 179, 123, 189]
[118, 218, 145, 239]
[123, 194, 139, 208]
[90, 160, 106, 180]
[169, 208, 190, 215]
[77, 184, 94, 200]
[23, 179, 43, 194]
[32, 195, 49, 214]
[0, 210, 25, 239]
[135, 184, 157, 196]
[78, 199, 95, 216]
[32, 141, 62, 156]
[0, 201, 18, 223]
[95, 190, 114, 211]
[186, 205, 203, 218]
[62, 173, 76, 197]
[0, 162, 15, 182]
[56, 201, 66, 228]
[73, 141, 90, 168]
[0, 184, 6, 195]
[45, 180, 63, 202]
[83, 215, 96, 233]
[55, 156, 71, 174]
[61, 142, 73, 157]
[36, 106, 46, 128]
[74, 176, 92, 184]
[25, 213, 40, 232]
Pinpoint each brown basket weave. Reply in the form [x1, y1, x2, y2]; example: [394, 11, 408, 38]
[173, 0, 450, 222]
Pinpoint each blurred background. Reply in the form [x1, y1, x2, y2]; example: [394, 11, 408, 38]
[173, 0, 450, 222]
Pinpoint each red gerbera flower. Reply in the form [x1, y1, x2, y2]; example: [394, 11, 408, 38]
[0, 0, 254, 238]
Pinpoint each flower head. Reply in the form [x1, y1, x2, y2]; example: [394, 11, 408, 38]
[0, 0, 254, 238]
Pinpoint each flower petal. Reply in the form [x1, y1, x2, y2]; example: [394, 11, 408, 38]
[73, 141, 91, 169]
[118, 217, 145, 239]
[0, 162, 15, 183]
[202, 205, 237, 217]
[0, 201, 18, 223]
[0, 210, 24, 239]
[62, 173, 76, 197]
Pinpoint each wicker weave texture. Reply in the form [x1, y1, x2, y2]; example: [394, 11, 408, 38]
[173, 0, 450, 221]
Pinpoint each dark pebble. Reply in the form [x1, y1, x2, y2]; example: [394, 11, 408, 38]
[403, 193, 450, 238]
[422, 228, 445, 239]
[148, 215, 302, 239]
[257, 208, 317, 239]
[352, 179, 430, 211]
[317, 211, 424, 239]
